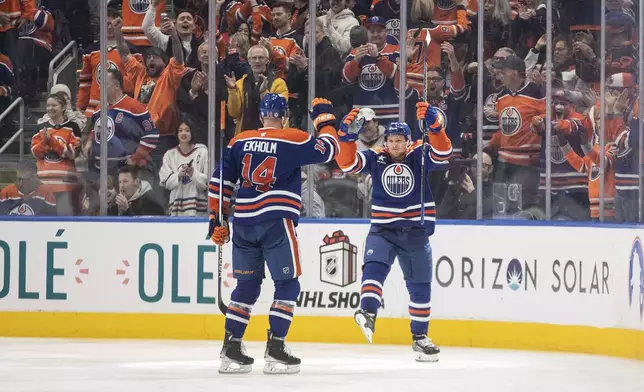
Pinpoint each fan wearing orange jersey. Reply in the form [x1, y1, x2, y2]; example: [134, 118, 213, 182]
[0, 160, 56, 216]
[31, 92, 81, 215]
[121, 0, 166, 48]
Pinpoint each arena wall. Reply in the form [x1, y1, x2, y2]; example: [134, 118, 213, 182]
[0, 218, 642, 360]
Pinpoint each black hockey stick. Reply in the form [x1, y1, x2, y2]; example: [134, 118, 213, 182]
[420, 30, 432, 224]
[217, 101, 228, 315]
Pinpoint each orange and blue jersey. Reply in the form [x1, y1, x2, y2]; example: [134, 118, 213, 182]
[209, 126, 339, 225]
[17, 6, 53, 51]
[336, 124, 452, 235]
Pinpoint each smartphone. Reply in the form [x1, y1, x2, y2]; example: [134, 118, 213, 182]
[161, 13, 169, 22]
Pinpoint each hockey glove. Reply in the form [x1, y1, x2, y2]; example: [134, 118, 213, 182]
[337, 108, 364, 142]
[310, 98, 336, 132]
[416, 102, 442, 133]
[208, 214, 230, 246]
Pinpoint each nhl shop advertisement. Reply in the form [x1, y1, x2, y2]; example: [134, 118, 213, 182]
[0, 220, 642, 331]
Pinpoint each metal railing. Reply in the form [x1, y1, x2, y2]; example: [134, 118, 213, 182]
[0, 98, 25, 161]
[48, 41, 78, 104]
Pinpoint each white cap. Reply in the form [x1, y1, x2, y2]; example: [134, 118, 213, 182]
[359, 108, 376, 122]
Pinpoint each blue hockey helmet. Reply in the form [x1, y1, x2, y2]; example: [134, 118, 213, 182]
[384, 122, 412, 141]
[260, 93, 288, 118]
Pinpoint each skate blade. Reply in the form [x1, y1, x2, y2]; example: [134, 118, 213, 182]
[218, 360, 253, 374]
[414, 352, 439, 363]
[263, 360, 300, 375]
[354, 313, 373, 343]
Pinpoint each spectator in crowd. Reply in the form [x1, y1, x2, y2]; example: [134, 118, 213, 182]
[485, 54, 545, 211]
[38, 84, 86, 131]
[44, 0, 95, 52]
[109, 165, 165, 216]
[355, 108, 384, 150]
[221, 32, 251, 80]
[14, 4, 53, 105]
[0, 0, 35, 63]
[319, 0, 360, 56]
[301, 170, 326, 218]
[31, 92, 82, 215]
[86, 69, 159, 183]
[0, 161, 56, 216]
[115, 15, 185, 162]
[110, 0, 166, 51]
[159, 116, 209, 216]
[143, 0, 204, 69]
[77, 8, 140, 120]
[438, 153, 494, 219]
[291, 0, 309, 35]
[173, 0, 209, 39]
[177, 42, 232, 146]
[270, 2, 303, 47]
[0, 52, 13, 140]
[225, 45, 288, 135]
[225, 0, 272, 38]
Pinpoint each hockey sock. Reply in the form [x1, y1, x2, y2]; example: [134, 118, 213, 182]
[406, 281, 432, 335]
[269, 278, 300, 338]
[360, 262, 390, 315]
[225, 279, 262, 339]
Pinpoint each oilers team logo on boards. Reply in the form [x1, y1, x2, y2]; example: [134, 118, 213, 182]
[93, 116, 116, 144]
[628, 237, 644, 322]
[500, 106, 522, 136]
[381, 163, 414, 198]
[130, 0, 152, 14]
[9, 204, 35, 216]
[360, 64, 386, 92]
[95, 61, 119, 85]
[44, 136, 68, 163]
[506, 259, 523, 291]
[386, 19, 400, 40]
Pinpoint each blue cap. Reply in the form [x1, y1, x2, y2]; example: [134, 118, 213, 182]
[260, 93, 288, 118]
[384, 122, 412, 141]
[365, 16, 386, 28]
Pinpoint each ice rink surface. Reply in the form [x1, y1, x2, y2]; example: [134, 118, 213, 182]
[1, 338, 643, 392]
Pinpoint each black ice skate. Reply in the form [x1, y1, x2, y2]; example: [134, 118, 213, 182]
[263, 330, 301, 375]
[412, 334, 440, 362]
[354, 309, 376, 343]
[219, 331, 254, 374]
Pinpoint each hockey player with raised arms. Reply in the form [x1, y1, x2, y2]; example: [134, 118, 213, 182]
[208, 94, 344, 374]
[336, 101, 452, 362]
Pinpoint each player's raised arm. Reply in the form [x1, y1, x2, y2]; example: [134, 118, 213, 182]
[335, 108, 371, 175]
[415, 102, 453, 167]
[290, 98, 340, 165]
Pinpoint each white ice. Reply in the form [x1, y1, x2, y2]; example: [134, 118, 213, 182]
[1, 338, 643, 392]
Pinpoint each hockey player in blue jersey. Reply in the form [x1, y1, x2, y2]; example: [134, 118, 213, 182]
[336, 102, 452, 362]
[208, 94, 343, 374]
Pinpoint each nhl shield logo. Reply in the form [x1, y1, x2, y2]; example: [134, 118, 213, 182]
[129, 0, 152, 14]
[325, 256, 338, 277]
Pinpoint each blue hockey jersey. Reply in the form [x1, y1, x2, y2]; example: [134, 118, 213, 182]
[337, 129, 453, 235]
[209, 126, 339, 225]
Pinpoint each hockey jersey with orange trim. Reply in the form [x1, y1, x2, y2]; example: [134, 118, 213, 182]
[371, 0, 401, 44]
[125, 56, 186, 136]
[90, 94, 159, 168]
[407, 6, 469, 88]
[337, 127, 452, 236]
[30, 121, 81, 193]
[0, 183, 56, 215]
[343, 43, 400, 125]
[487, 82, 546, 166]
[563, 142, 616, 219]
[209, 126, 340, 225]
[17, 7, 53, 51]
[0, 0, 35, 32]
[77, 45, 141, 118]
[0, 54, 14, 97]
[225, 0, 271, 35]
[122, 0, 166, 47]
[614, 117, 640, 222]
[432, 0, 478, 24]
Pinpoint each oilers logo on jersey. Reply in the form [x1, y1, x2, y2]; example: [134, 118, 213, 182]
[9, 204, 35, 216]
[549, 135, 567, 164]
[129, 0, 151, 14]
[95, 61, 119, 85]
[484, 94, 498, 122]
[590, 164, 601, 181]
[381, 163, 415, 198]
[360, 64, 386, 92]
[93, 116, 116, 144]
[500, 106, 522, 136]
[43, 136, 68, 163]
[18, 20, 37, 35]
[386, 19, 400, 41]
